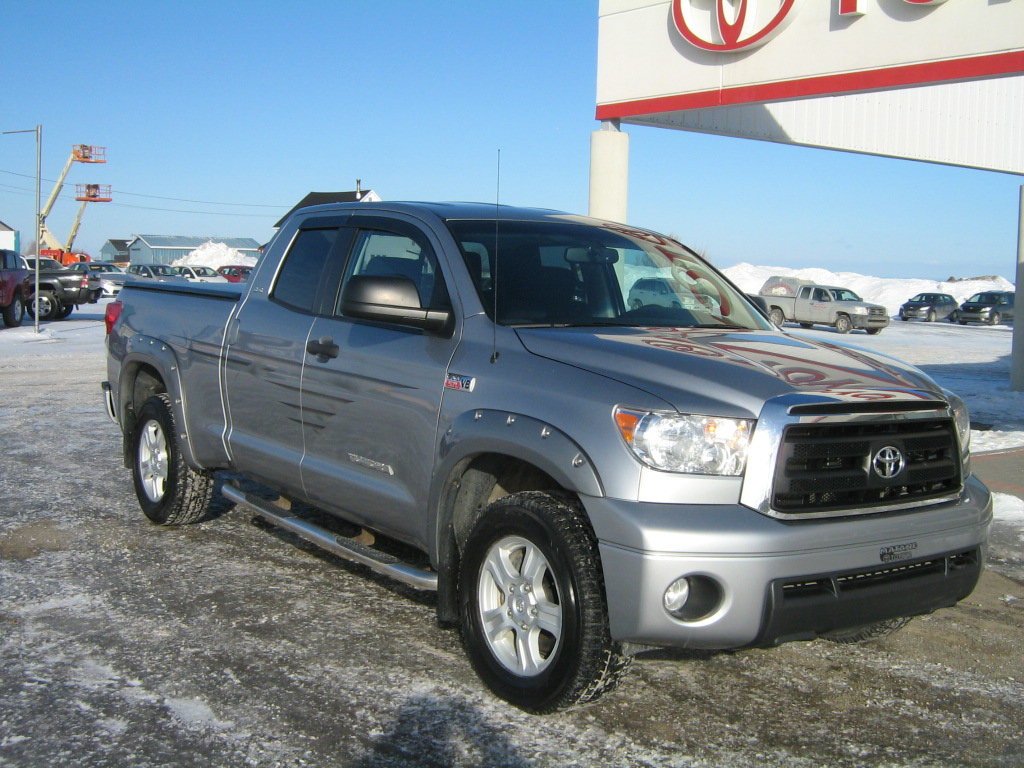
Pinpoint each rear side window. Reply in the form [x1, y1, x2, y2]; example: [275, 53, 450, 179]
[272, 228, 339, 313]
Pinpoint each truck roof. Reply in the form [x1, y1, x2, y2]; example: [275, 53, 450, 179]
[290, 200, 600, 225]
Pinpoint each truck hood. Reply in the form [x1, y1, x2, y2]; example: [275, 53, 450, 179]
[515, 327, 941, 419]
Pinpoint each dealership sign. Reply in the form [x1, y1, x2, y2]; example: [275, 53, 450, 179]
[597, 0, 1024, 118]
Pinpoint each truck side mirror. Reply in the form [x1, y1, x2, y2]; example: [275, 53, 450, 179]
[340, 275, 452, 334]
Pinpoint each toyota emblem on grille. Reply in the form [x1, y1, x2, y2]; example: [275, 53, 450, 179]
[872, 445, 906, 480]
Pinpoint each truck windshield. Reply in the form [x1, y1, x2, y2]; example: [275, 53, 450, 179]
[445, 219, 769, 331]
[832, 289, 862, 302]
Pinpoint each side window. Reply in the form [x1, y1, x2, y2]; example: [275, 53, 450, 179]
[338, 228, 449, 313]
[272, 228, 339, 313]
[799, 286, 812, 300]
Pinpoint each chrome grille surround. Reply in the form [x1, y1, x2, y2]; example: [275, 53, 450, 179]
[740, 393, 965, 521]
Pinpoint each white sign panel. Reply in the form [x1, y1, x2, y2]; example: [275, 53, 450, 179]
[597, 0, 1024, 117]
[596, 0, 1024, 173]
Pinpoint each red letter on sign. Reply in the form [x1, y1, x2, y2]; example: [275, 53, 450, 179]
[838, 0, 862, 15]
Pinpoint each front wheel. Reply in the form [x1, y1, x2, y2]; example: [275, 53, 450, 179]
[824, 616, 912, 644]
[2, 293, 23, 327]
[131, 394, 215, 525]
[926, 309, 936, 322]
[835, 314, 852, 334]
[459, 492, 630, 713]
[989, 312, 1001, 326]
[865, 327, 882, 335]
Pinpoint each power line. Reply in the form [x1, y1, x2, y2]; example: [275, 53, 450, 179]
[0, 168, 289, 209]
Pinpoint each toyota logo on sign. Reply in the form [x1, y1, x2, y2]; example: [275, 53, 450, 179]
[672, 0, 796, 52]
[872, 446, 906, 481]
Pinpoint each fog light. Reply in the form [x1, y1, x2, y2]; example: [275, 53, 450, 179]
[663, 578, 691, 613]
[663, 575, 724, 622]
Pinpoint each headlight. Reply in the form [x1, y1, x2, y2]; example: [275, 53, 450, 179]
[851, 306, 869, 315]
[944, 390, 971, 460]
[614, 407, 753, 476]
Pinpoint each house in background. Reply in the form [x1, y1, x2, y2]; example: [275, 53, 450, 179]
[274, 185, 381, 228]
[100, 238, 130, 263]
[0, 221, 19, 253]
[127, 235, 262, 266]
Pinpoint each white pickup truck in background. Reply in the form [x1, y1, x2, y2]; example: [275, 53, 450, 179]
[759, 275, 890, 334]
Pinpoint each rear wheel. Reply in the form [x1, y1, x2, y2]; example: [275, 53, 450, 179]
[29, 290, 59, 321]
[768, 308, 785, 327]
[2, 293, 23, 327]
[459, 492, 630, 713]
[131, 394, 214, 525]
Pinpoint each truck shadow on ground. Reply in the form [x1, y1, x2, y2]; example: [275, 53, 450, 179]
[349, 695, 531, 768]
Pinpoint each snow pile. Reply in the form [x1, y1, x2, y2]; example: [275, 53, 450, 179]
[171, 240, 257, 270]
[724, 262, 1014, 317]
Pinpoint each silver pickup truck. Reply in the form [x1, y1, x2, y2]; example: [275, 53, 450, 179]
[103, 202, 990, 713]
[759, 276, 890, 334]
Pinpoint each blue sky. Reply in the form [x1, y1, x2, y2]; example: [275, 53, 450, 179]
[2, 1, 1021, 281]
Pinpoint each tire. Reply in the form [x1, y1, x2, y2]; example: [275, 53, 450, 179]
[989, 312, 1001, 326]
[835, 314, 852, 334]
[630, 299, 642, 310]
[958, 319, 967, 325]
[823, 616, 912, 644]
[799, 322, 813, 329]
[56, 303, 73, 319]
[28, 290, 59, 321]
[459, 491, 631, 713]
[131, 394, 215, 525]
[948, 311, 959, 323]
[865, 327, 882, 335]
[926, 309, 936, 322]
[899, 310, 907, 321]
[2, 293, 23, 328]
[768, 308, 785, 327]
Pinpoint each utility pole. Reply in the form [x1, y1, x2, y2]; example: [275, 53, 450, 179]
[3, 125, 42, 332]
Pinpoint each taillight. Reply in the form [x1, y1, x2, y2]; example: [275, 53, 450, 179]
[80, 276, 89, 288]
[105, 301, 123, 335]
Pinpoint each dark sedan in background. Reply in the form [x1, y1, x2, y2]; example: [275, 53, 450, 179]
[899, 293, 959, 322]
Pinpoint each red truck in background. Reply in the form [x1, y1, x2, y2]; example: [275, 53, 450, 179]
[0, 249, 31, 328]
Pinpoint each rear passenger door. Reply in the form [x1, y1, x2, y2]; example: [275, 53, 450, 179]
[299, 215, 458, 545]
[223, 220, 351, 496]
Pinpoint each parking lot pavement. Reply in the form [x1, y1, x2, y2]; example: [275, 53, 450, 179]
[974, 446, 1024, 500]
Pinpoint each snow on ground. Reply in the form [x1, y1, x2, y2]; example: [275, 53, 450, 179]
[724, 262, 1015, 317]
[170, 240, 257, 269]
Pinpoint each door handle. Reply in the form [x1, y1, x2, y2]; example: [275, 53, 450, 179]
[306, 336, 340, 361]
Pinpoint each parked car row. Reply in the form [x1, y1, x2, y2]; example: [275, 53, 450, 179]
[125, 263, 252, 284]
[899, 291, 1015, 325]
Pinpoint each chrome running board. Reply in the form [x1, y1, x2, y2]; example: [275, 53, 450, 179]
[221, 484, 438, 591]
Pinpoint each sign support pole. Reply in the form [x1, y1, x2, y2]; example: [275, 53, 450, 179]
[1012, 185, 1024, 391]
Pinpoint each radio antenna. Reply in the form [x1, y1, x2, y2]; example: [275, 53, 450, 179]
[491, 149, 501, 363]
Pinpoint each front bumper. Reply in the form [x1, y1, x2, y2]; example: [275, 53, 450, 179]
[586, 475, 990, 649]
[850, 314, 890, 330]
[959, 310, 994, 323]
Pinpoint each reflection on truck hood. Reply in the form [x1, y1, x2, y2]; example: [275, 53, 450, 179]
[515, 327, 940, 419]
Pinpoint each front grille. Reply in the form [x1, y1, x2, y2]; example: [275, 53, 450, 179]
[771, 418, 960, 514]
[868, 307, 887, 317]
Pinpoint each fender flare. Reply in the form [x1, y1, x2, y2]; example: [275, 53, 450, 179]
[428, 408, 605, 624]
[117, 335, 203, 470]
